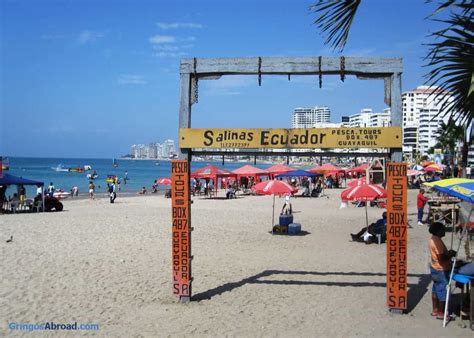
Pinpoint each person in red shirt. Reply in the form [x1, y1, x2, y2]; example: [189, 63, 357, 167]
[417, 188, 428, 225]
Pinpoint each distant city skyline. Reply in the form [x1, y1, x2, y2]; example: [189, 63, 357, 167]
[1, 0, 450, 158]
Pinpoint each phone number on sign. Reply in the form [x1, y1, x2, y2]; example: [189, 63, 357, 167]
[218, 142, 251, 148]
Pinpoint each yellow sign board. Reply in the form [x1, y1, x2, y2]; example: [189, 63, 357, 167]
[179, 127, 402, 149]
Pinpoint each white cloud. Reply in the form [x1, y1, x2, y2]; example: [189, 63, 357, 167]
[118, 75, 147, 85]
[41, 34, 69, 40]
[78, 30, 105, 44]
[154, 51, 187, 58]
[149, 35, 176, 44]
[157, 22, 203, 30]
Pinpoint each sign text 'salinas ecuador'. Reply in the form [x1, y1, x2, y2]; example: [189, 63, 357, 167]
[180, 127, 402, 149]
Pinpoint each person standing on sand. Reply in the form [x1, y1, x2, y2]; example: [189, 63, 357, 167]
[47, 182, 55, 197]
[417, 188, 428, 226]
[428, 222, 455, 320]
[88, 181, 95, 200]
[109, 182, 116, 203]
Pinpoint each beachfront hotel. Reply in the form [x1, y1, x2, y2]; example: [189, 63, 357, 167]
[401, 85, 454, 156]
[291, 106, 331, 128]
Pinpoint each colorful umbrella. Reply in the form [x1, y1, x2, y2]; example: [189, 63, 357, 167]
[423, 178, 472, 188]
[156, 177, 172, 185]
[347, 177, 370, 188]
[309, 163, 345, 174]
[341, 184, 387, 232]
[407, 169, 423, 176]
[252, 180, 296, 228]
[432, 179, 474, 204]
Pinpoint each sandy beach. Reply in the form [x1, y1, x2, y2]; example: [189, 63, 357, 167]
[1, 189, 472, 336]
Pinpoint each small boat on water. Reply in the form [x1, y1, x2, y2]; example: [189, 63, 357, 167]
[52, 164, 87, 173]
[52, 164, 69, 172]
[87, 171, 98, 180]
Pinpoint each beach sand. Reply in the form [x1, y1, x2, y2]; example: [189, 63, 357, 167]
[1, 190, 472, 336]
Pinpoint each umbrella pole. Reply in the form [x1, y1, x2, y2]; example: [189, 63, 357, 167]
[365, 202, 369, 232]
[272, 195, 275, 231]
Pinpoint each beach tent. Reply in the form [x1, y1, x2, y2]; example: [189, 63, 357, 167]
[265, 164, 294, 179]
[309, 163, 345, 175]
[191, 165, 237, 193]
[0, 173, 44, 186]
[232, 165, 269, 184]
[0, 173, 45, 212]
[275, 169, 322, 178]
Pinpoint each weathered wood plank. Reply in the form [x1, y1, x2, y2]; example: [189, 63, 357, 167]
[390, 72, 403, 162]
[180, 57, 402, 75]
[178, 73, 191, 159]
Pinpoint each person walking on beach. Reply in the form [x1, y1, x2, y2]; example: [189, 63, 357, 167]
[428, 222, 456, 320]
[417, 188, 428, 226]
[47, 182, 55, 197]
[18, 185, 26, 205]
[109, 182, 116, 203]
[88, 181, 95, 200]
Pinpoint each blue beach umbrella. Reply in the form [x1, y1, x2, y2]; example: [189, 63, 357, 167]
[275, 169, 322, 178]
[432, 179, 474, 204]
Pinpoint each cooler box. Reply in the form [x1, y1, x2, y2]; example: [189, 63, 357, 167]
[288, 223, 301, 235]
[279, 214, 293, 226]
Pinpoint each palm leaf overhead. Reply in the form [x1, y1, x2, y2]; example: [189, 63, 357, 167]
[309, 0, 361, 52]
[424, 3, 474, 127]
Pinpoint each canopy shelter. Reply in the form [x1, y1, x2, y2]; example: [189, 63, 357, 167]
[265, 164, 294, 179]
[191, 165, 237, 193]
[275, 169, 322, 178]
[309, 163, 345, 175]
[0, 173, 45, 212]
[232, 165, 269, 186]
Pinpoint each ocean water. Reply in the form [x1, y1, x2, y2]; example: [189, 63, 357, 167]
[3, 157, 277, 197]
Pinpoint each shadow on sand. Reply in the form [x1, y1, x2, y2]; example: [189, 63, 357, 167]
[193, 270, 431, 313]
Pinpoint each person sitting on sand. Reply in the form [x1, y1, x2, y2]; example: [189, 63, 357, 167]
[428, 222, 456, 320]
[138, 186, 147, 195]
[350, 211, 387, 243]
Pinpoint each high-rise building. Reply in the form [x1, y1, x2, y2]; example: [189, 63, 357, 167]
[340, 116, 350, 128]
[402, 86, 453, 155]
[162, 139, 176, 158]
[291, 106, 330, 128]
[349, 108, 391, 128]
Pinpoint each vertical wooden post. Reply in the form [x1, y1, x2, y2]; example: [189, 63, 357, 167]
[175, 72, 192, 302]
[386, 163, 408, 313]
[390, 73, 403, 162]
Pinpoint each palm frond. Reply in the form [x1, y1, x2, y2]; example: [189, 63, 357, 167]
[310, 0, 361, 52]
[424, 8, 474, 128]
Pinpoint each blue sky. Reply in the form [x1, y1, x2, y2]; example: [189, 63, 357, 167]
[1, 0, 448, 158]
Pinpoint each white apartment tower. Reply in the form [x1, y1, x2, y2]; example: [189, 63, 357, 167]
[349, 108, 391, 128]
[292, 106, 330, 128]
[402, 86, 453, 155]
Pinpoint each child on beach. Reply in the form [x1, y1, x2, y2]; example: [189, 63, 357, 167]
[89, 181, 95, 200]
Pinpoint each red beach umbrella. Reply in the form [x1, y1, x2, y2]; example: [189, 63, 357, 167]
[156, 177, 172, 185]
[252, 180, 296, 228]
[347, 177, 370, 188]
[252, 180, 296, 196]
[341, 184, 387, 232]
